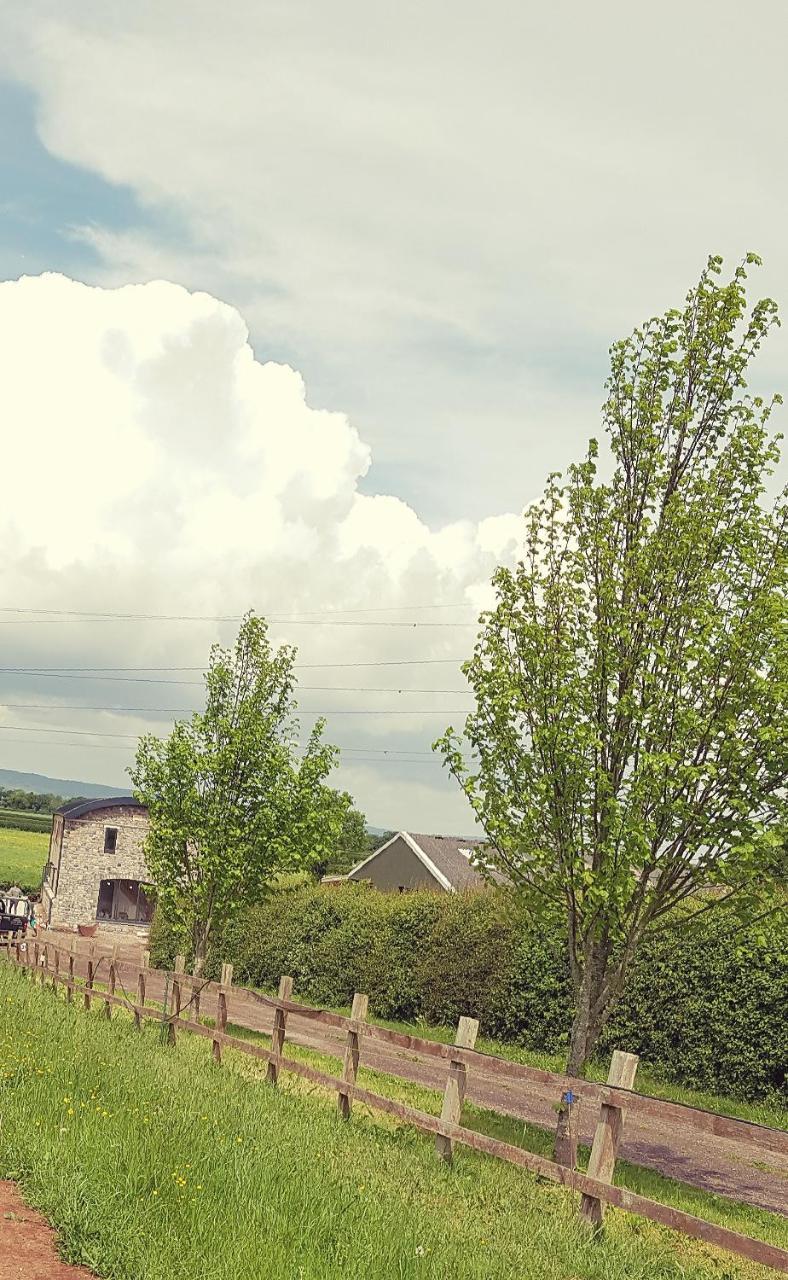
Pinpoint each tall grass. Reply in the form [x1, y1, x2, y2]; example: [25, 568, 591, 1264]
[0, 965, 782, 1280]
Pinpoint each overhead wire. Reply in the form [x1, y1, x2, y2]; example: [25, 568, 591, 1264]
[0, 689, 472, 711]
[0, 659, 467, 670]
[0, 607, 478, 772]
[0, 604, 478, 619]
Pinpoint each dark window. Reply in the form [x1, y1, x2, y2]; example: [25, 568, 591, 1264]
[95, 879, 154, 924]
[104, 827, 118, 854]
[96, 879, 114, 919]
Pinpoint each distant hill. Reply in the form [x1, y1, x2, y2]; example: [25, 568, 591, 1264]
[0, 768, 124, 800]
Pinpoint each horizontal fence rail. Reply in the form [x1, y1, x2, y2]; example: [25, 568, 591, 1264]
[3, 931, 787, 1274]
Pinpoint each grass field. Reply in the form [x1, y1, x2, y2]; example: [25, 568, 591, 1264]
[0, 825, 47, 891]
[1, 965, 784, 1280]
[225, 1023, 788, 1256]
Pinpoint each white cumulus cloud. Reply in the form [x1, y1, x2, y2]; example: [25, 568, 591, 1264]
[0, 273, 524, 829]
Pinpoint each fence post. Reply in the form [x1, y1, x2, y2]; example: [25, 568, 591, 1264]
[338, 992, 369, 1119]
[169, 955, 185, 1047]
[436, 1016, 479, 1163]
[52, 945, 60, 991]
[579, 1050, 639, 1228]
[104, 960, 116, 1019]
[189, 962, 202, 1024]
[266, 975, 294, 1085]
[84, 946, 95, 1011]
[135, 966, 146, 1031]
[173, 954, 185, 1016]
[39, 941, 47, 986]
[213, 963, 233, 1064]
[67, 941, 75, 1004]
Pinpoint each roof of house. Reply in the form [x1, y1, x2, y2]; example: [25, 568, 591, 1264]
[350, 831, 500, 892]
[407, 832, 490, 890]
[55, 796, 147, 820]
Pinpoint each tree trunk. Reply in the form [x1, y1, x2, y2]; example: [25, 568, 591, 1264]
[192, 919, 210, 977]
[554, 951, 606, 1166]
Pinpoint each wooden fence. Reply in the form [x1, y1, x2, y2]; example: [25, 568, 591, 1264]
[3, 932, 787, 1274]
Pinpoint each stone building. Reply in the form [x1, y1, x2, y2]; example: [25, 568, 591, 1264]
[42, 797, 153, 934]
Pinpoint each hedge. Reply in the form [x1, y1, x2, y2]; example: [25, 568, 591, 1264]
[0, 810, 51, 834]
[150, 884, 787, 1103]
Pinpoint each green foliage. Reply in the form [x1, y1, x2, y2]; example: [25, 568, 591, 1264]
[151, 885, 787, 1102]
[0, 808, 51, 833]
[0, 787, 70, 814]
[131, 613, 348, 969]
[436, 255, 788, 1074]
[337, 802, 368, 854]
[312, 798, 370, 877]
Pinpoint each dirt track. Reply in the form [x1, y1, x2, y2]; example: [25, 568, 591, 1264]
[0, 1182, 96, 1280]
[30, 933, 788, 1219]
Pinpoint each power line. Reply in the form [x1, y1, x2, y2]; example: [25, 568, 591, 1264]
[0, 737, 130, 752]
[0, 732, 441, 759]
[0, 672, 205, 686]
[0, 660, 468, 686]
[0, 604, 476, 620]
[0, 703, 195, 714]
[0, 617, 476, 629]
[0, 605, 478, 628]
[0, 724, 141, 740]
[0, 737, 449, 765]
[0, 711, 466, 742]
[0, 736, 439, 759]
[0, 689, 471, 712]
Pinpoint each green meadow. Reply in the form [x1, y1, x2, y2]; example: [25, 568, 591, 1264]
[1, 964, 784, 1280]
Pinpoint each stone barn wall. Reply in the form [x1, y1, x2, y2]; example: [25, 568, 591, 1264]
[47, 805, 150, 929]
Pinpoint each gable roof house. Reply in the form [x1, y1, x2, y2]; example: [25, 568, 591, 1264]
[42, 797, 153, 935]
[346, 831, 500, 893]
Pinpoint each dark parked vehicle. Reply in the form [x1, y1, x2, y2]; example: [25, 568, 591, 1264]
[0, 893, 32, 935]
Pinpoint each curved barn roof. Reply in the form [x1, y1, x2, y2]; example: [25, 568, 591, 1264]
[55, 796, 147, 820]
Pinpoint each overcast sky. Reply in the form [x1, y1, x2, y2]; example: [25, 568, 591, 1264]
[0, 1, 786, 830]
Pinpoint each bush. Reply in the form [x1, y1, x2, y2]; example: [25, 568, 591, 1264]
[0, 810, 50, 834]
[150, 885, 787, 1102]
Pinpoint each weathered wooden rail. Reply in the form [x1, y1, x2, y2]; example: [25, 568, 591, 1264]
[3, 931, 787, 1273]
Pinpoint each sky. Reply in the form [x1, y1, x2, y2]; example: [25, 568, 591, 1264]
[0, 1, 787, 831]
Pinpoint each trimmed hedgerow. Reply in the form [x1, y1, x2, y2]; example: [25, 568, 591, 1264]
[149, 884, 787, 1102]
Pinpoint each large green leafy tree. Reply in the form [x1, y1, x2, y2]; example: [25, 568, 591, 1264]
[310, 799, 369, 878]
[131, 613, 348, 971]
[437, 257, 787, 1102]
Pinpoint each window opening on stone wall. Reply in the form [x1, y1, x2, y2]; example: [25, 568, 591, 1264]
[104, 826, 118, 854]
[95, 879, 154, 924]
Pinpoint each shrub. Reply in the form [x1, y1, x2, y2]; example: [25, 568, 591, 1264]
[150, 885, 787, 1102]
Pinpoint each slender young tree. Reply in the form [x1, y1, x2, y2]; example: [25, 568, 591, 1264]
[131, 613, 348, 972]
[437, 257, 787, 1135]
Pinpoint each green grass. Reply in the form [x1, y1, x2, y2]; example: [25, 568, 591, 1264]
[0, 825, 47, 891]
[1, 966, 783, 1280]
[221, 1020, 788, 1260]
